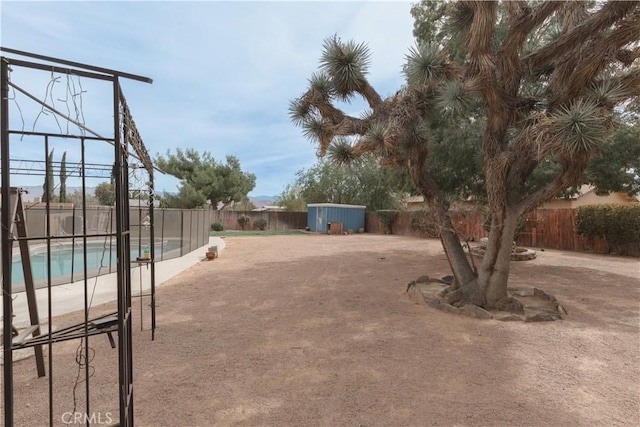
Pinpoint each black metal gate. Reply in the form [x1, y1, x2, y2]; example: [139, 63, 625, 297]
[1, 47, 153, 426]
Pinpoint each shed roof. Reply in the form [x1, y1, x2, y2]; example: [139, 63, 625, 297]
[307, 203, 366, 209]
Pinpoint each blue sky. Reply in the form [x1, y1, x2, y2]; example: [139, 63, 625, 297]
[1, 1, 416, 197]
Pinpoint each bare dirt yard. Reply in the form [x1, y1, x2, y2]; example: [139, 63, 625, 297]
[8, 234, 640, 426]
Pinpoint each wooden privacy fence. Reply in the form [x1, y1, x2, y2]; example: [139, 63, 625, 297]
[365, 209, 639, 257]
[365, 210, 486, 240]
[210, 210, 307, 231]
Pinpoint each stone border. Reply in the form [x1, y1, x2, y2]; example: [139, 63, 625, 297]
[407, 281, 566, 322]
[471, 237, 537, 261]
[470, 246, 537, 261]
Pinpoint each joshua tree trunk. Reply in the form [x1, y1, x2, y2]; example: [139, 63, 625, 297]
[478, 209, 520, 309]
[410, 147, 486, 307]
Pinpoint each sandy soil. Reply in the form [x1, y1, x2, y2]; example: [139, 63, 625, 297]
[7, 234, 640, 426]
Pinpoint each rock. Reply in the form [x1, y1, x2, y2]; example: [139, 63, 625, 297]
[405, 280, 416, 293]
[440, 275, 454, 285]
[498, 314, 524, 322]
[415, 275, 430, 283]
[525, 310, 561, 322]
[427, 298, 461, 314]
[496, 297, 525, 315]
[474, 239, 536, 261]
[437, 302, 462, 315]
[511, 248, 537, 261]
[461, 304, 493, 320]
[533, 288, 557, 302]
[509, 287, 534, 297]
[444, 289, 463, 305]
[427, 298, 441, 309]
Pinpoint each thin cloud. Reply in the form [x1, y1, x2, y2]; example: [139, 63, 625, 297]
[1, 1, 415, 196]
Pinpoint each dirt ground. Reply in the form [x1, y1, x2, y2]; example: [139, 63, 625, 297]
[7, 234, 640, 426]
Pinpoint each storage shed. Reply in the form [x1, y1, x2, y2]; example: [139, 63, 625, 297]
[307, 203, 366, 234]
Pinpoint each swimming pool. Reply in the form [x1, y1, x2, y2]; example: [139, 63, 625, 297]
[10, 240, 182, 288]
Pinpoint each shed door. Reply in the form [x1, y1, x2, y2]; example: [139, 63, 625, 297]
[317, 207, 323, 231]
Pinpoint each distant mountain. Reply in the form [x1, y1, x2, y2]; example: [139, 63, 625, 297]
[15, 186, 96, 202]
[250, 195, 277, 208]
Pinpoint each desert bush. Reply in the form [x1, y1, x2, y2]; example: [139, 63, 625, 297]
[211, 222, 224, 232]
[237, 215, 250, 230]
[253, 218, 267, 230]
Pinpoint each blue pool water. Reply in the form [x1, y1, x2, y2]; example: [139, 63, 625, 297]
[10, 241, 181, 285]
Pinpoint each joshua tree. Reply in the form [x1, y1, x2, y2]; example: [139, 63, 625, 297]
[290, 1, 640, 311]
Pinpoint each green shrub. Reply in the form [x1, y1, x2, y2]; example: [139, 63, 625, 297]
[211, 222, 224, 232]
[576, 204, 640, 247]
[254, 218, 267, 231]
[237, 215, 251, 230]
[376, 210, 398, 234]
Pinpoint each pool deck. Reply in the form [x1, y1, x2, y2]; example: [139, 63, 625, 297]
[2, 236, 225, 327]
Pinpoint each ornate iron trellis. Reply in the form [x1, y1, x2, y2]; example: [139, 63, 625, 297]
[1, 47, 153, 427]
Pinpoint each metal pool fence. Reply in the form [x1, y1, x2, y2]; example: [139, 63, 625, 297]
[14, 205, 212, 285]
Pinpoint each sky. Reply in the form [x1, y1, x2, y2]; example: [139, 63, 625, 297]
[1, 0, 417, 197]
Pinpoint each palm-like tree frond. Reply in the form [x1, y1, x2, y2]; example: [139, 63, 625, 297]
[550, 100, 608, 156]
[404, 44, 457, 87]
[360, 122, 387, 151]
[327, 138, 359, 166]
[396, 118, 431, 157]
[443, 1, 474, 44]
[357, 121, 398, 158]
[289, 98, 312, 126]
[309, 72, 335, 98]
[437, 80, 472, 116]
[320, 35, 371, 100]
[406, 118, 431, 144]
[301, 116, 334, 150]
[359, 108, 374, 121]
[585, 80, 636, 109]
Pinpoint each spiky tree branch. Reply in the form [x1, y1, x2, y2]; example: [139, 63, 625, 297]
[320, 35, 383, 110]
[517, 154, 590, 215]
[549, 10, 640, 108]
[498, 1, 561, 96]
[524, 1, 638, 72]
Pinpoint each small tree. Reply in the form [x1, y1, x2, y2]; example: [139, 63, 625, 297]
[42, 149, 56, 202]
[237, 215, 250, 230]
[282, 155, 404, 211]
[155, 150, 256, 210]
[276, 184, 308, 212]
[160, 183, 207, 209]
[67, 190, 97, 207]
[94, 182, 115, 206]
[59, 151, 67, 203]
